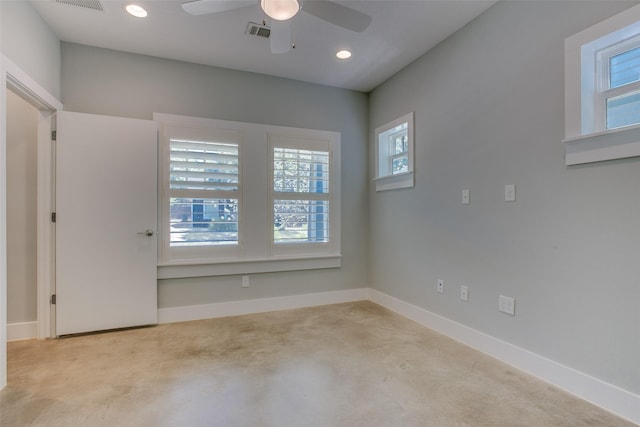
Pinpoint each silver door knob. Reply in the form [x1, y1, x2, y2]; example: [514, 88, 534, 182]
[137, 229, 154, 236]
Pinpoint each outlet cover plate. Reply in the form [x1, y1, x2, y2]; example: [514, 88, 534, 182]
[460, 285, 469, 301]
[505, 184, 516, 202]
[462, 189, 470, 205]
[499, 295, 515, 315]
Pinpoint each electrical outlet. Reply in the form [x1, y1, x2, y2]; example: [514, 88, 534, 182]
[498, 295, 515, 315]
[462, 189, 470, 205]
[242, 275, 250, 288]
[460, 285, 469, 301]
[504, 184, 516, 202]
[437, 279, 444, 294]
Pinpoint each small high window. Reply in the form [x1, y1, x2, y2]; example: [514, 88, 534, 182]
[564, 5, 640, 165]
[603, 41, 640, 130]
[374, 112, 414, 191]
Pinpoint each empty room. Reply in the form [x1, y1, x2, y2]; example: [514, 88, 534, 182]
[1, 0, 639, 425]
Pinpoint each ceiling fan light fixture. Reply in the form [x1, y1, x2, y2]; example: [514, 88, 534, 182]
[261, 0, 300, 21]
[125, 3, 147, 18]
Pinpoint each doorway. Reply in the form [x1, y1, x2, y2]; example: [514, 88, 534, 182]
[6, 88, 39, 339]
[1, 58, 61, 389]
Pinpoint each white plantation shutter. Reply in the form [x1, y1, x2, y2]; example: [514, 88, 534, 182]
[170, 140, 239, 192]
[166, 131, 241, 251]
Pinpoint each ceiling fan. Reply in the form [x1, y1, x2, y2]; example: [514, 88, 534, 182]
[181, 0, 372, 54]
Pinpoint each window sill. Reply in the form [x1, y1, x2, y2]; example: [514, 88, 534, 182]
[374, 171, 414, 191]
[563, 124, 640, 165]
[157, 255, 341, 279]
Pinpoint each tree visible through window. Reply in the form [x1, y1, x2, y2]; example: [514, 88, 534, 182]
[272, 147, 330, 244]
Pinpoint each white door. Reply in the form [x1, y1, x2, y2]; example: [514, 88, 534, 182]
[56, 111, 157, 335]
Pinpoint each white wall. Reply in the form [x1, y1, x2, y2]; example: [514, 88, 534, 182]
[0, 1, 60, 99]
[6, 89, 38, 324]
[369, 0, 640, 396]
[60, 43, 369, 309]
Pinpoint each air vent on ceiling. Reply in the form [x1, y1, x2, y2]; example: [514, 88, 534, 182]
[55, 0, 103, 11]
[246, 22, 271, 39]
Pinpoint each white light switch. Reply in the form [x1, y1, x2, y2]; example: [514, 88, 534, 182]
[462, 189, 470, 205]
[504, 184, 516, 202]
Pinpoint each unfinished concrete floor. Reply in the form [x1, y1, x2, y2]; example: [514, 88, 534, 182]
[1, 301, 635, 426]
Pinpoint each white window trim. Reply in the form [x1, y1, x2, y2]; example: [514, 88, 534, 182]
[374, 112, 414, 191]
[564, 4, 640, 165]
[154, 113, 341, 278]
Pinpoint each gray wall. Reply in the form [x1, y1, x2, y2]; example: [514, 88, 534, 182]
[0, 0, 61, 99]
[6, 89, 38, 323]
[369, 1, 640, 395]
[61, 43, 369, 308]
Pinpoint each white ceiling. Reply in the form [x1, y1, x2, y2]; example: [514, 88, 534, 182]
[31, 0, 495, 92]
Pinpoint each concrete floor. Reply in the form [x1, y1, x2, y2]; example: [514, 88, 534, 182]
[0, 301, 635, 426]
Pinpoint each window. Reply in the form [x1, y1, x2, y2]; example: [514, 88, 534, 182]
[156, 114, 341, 276]
[160, 124, 243, 263]
[564, 5, 640, 165]
[374, 112, 414, 191]
[602, 41, 640, 130]
[169, 139, 239, 247]
[270, 135, 336, 255]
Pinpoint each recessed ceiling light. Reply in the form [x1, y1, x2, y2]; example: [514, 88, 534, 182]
[336, 50, 352, 60]
[125, 4, 148, 18]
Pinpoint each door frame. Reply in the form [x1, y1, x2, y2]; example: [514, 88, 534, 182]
[1, 54, 62, 389]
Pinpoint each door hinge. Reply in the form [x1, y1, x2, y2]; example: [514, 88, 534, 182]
[51, 294, 56, 305]
[51, 212, 57, 223]
[51, 130, 57, 141]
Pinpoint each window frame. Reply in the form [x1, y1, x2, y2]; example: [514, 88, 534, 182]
[564, 5, 640, 165]
[374, 112, 414, 191]
[154, 113, 341, 277]
[268, 133, 338, 257]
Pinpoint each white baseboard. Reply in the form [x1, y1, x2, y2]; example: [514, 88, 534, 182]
[368, 289, 640, 426]
[158, 287, 370, 324]
[7, 321, 38, 341]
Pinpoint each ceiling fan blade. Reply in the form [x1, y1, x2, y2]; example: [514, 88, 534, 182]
[302, 1, 371, 33]
[270, 20, 292, 54]
[181, 0, 255, 16]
